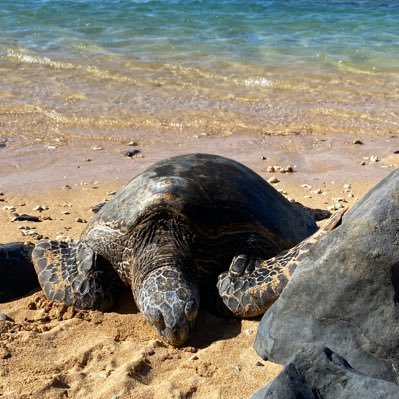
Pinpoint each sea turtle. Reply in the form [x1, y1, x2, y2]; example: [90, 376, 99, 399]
[32, 153, 343, 346]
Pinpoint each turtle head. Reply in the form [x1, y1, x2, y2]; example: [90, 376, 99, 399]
[137, 267, 199, 346]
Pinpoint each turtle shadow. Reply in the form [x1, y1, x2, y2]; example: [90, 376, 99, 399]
[112, 289, 140, 315]
[188, 309, 242, 349]
[111, 291, 242, 348]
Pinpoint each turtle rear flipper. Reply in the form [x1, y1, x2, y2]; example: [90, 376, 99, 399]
[33, 240, 120, 311]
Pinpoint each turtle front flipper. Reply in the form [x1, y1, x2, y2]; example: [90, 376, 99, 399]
[33, 240, 120, 311]
[217, 207, 348, 318]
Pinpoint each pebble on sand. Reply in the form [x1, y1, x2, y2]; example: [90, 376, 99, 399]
[268, 176, 280, 184]
[33, 205, 49, 212]
[266, 165, 294, 173]
[301, 184, 312, 190]
[11, 214, 41, 222]
[0, 312, 13, 322]
[124, 149, 141, 158]
[352, 140, 363, 145]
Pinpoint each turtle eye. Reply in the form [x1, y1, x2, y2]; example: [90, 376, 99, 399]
[184, 300, 198, 321]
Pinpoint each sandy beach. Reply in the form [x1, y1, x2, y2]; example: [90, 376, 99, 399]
[0, 129, 397, 398]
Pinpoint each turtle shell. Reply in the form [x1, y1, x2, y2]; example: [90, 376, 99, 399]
[82, 153, 317, 250]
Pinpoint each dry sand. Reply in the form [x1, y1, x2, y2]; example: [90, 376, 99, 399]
[0, 131, 398, 399]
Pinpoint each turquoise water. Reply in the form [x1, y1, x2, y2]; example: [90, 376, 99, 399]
[0, 1, 398, 141]
[1, 0, 399, 69]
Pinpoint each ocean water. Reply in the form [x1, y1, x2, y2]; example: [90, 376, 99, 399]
[1, 0, 399, 143]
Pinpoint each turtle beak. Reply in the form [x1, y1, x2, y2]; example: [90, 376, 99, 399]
[160, 323, 192, 347]
[144, 307, 193, 346]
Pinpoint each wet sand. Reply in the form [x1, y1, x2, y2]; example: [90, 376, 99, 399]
[0, 131, 398, 398]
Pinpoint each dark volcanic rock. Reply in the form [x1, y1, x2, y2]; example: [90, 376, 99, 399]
[11, 214, 41, 222]
[0, 242, 38, 302]
[252, 345, 399, 399]
[254, 169, 399, 383]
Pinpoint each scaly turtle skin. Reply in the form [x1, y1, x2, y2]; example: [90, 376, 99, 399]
[31, 153, 340, 346]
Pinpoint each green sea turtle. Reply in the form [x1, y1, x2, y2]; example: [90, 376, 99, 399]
[32, 153, 344, 346]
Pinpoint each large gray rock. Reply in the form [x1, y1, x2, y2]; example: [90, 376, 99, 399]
[254, 168, 399, 383]
[252, 345, 399, 399]
[0, 242, 38, 302]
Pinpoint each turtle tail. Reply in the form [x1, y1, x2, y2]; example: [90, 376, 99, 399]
[217, 207, 348, 318]
[32, 240, 119, 311]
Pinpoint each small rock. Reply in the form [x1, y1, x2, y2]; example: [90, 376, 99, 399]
[75, 218, 86, 223]
[370, 155, 379, 162]
[244, 328, 253, 336]
[332, 197, 347, 203]
[283, 165, 294, 173]
[393, 150, 399, 154]
[190, 355, 199, 361]
[268, 176, 279, 184]
[182, 346, 198, 353]
[33, 205, 49, 212]
[352, 140, 363, 145]
[255, 361, 264, 367]
[42, 216, 53, 221]
[0, 192, 4, 196]
[62, 211, 71, 215]
[234, 364, 242, 372]
[343, 183, 352, 189]
[107, 191, 117, 196]
[128, 141, 139, 146]
[124, 149, 141, 158]
[266, 166, 276, 172]
[0, 313, 13, 322]
[91, 146, 103, 151]
[2, 205, 16, 211]
[301, 184, 312, 190]
[261, 156, 267, 160]
[312, 188, 323, 195]
[11, 214, 41, 222]
[62, 185, 72, 190]
[361, 161, 366, 166]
